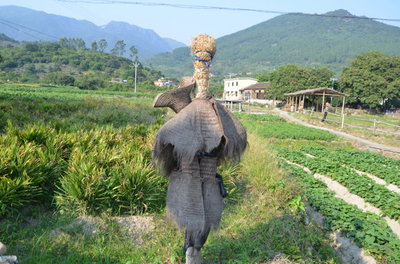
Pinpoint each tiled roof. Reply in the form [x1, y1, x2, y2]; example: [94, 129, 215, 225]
[240, 82, 270, 91]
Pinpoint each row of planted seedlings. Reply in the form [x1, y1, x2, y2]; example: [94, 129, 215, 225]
[0, 122, 168, 217]
[299, 146, 400, 187]
[281, 162, 400, 263]
[277, 147, 400, 220]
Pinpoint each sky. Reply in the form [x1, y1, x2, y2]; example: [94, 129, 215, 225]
[1, 0, 400, 44]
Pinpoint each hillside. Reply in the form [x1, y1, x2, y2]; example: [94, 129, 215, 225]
[146, 10, 400, 77]
[0, 5, 185, 59]
[0, 40, 163, 86]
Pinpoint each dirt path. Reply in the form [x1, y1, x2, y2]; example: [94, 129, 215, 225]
[274, 109, 400, 154]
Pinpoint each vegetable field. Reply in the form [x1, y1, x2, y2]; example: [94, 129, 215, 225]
[235, 113, 400, 263]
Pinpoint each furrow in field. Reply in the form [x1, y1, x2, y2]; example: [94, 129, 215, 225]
[285, 160, 400, 239]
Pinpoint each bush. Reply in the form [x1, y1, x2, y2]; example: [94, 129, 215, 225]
[75, 76, 105, 90]
[45, 72, 75, 86]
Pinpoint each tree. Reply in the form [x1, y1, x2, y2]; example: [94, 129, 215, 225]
[267, 64, 333, 99]
[75, 38, 86, 50]
[129, 45, 138, 60]
[340, 52, 400, 109]
[111, 40, 126, 57]
[98, 39, 108, 52]
[256, 74, 269, 82]
[91, 41, 98, 52]
[58, 38, 85, 50]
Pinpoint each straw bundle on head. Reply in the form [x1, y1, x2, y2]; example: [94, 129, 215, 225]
[191, 34, 216, 99]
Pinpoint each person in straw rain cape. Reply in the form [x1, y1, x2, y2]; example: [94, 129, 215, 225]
[152, 34, 247, 263]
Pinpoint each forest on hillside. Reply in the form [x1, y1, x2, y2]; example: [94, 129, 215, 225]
[0, 38, 164, 90]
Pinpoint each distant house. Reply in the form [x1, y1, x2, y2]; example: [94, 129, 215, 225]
[241, 82, 270, 100]
[223, 78, 257, 100]
[240, 81, 282, 106]
[154, 78, 179, 87]
[110, 78, 127, 84]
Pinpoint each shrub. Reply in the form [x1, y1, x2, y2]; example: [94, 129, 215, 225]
[75, 76, 105, 90]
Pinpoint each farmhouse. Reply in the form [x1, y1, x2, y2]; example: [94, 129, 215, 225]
[241, 81, 270, 100]
[223, 77, 257, 100]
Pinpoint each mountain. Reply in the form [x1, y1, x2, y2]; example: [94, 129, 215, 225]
[0, 5, 185, 59]
[146, 9, 400, 77]
[163, 37, 187, 50]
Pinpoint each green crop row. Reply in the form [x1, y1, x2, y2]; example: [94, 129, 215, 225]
[233, 112, 286, 122]
[281, 162, 400, 263]
[301, 146, 400, 187]
[240, 119, 336, 141]
[0, 84, 153, 101]
[278, 148, 400, 220]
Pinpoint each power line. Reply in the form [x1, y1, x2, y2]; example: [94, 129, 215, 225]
[0, 20, 42, 40]
[0, 18, 59, 40]
[57, 0, 400, 22]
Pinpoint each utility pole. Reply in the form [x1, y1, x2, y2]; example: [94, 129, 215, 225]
[134, 57, 139, 93]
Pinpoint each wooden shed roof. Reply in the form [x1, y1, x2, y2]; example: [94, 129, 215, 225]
[285, 87, 347, 97]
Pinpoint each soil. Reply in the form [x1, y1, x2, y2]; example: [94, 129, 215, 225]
[306, 205, 377, 264]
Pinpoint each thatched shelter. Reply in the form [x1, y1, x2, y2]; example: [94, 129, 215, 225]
[285, 87, 346, 111]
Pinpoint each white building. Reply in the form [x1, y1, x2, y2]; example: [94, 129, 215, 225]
[223, 78, 257, 100]
[154, 78, 179, 87]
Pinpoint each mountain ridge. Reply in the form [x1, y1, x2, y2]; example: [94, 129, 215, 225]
[0, 5, 186, 59]
[146, 9, 400, 77]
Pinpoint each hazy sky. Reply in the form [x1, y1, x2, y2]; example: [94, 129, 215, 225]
[1, 0, 400, 44]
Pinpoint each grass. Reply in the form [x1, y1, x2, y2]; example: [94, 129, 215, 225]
[291, 111, 400, 147]
[0, 83, 158, 101]
[236, 112, 337, 141]
[0, 96, 164, 133]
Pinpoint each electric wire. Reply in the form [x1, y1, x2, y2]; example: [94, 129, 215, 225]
[56, 0, 400, 23]
[0, 18, 59, 40]
[0, 20, 42, 40]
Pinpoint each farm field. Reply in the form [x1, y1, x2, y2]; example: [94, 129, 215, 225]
[1, 84, 400, 263]
[236, 112, 400, 263]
